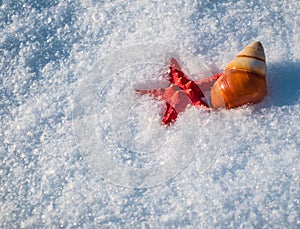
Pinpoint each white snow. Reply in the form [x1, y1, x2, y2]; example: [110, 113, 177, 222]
[1, 0, 299, 228]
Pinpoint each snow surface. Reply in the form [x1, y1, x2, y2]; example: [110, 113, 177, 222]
[1, 0, 299, 228]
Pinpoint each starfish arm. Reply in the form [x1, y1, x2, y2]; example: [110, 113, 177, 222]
[184, 81, 209, 108]
[162, 103, 178, 125]
[170, 58, 182, 71]
[168, 58, 193, 88]
[135, 87, 166, 98]
[194, 73, 223, 91]
[185, 88, 209, 108]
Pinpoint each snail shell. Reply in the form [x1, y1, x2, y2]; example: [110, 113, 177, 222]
[210, 41, 267, 108]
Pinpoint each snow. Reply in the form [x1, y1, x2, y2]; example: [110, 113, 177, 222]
[1, 0, 299, 228]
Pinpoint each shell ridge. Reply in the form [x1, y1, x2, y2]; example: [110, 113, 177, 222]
[236, 54, 265, 62]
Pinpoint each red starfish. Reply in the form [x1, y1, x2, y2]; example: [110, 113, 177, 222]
[136, 58, 222, 125]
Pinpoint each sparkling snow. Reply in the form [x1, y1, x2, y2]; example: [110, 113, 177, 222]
[1, 0, 299, 228]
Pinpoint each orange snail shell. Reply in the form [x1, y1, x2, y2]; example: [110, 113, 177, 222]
[210, 41, 267, 109]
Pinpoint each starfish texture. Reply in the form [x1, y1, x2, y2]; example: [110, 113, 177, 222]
[136, 58, 222, 125]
